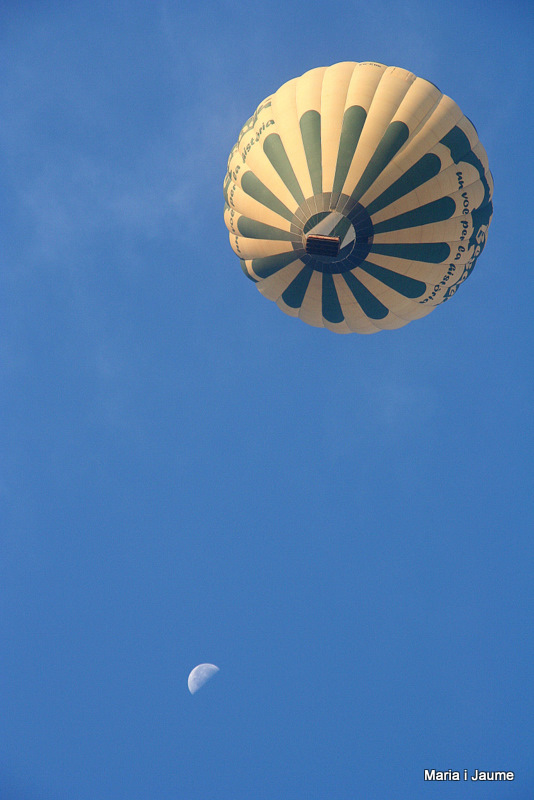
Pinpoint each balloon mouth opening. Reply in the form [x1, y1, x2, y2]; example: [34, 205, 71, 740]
[291, 195, 374, 274]
[305, 234, 340, 257]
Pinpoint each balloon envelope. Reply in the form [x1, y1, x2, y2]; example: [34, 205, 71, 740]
[224, 62, 493, 333]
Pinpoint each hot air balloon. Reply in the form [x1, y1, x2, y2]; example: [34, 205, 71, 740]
[224, 62, 493, 333]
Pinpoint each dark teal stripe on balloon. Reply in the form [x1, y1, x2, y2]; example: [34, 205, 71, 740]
[264, 133, 305, 205]
[350, 121, 410, 203]
[240, 259, 258, 282]
[440, 126, 474, 166]
[370, 241, 450, 263]
[300, 110, 322, 195]
[372, 196, 456, 234]
[237, 216, 294, 241]
[241, 172, 294, 222]
[322, 273, 344, 323]
[359, 260, 426, 298]
[282, 265, 313, 308]
[365, 154, 442, 217]
[251, 251, 301, 279]
[342, 271, 389, 319]
[332, 106, 367, 195]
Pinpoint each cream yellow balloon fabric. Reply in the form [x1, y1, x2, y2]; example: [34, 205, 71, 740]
[224, 62, 493, 333]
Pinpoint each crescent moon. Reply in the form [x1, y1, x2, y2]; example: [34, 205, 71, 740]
[188, 663, 220, 694]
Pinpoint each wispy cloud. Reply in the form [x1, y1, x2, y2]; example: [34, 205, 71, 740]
[0, 5, 240, 274]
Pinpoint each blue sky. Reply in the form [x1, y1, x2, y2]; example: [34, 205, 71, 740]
[1, 1, 533, 798]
